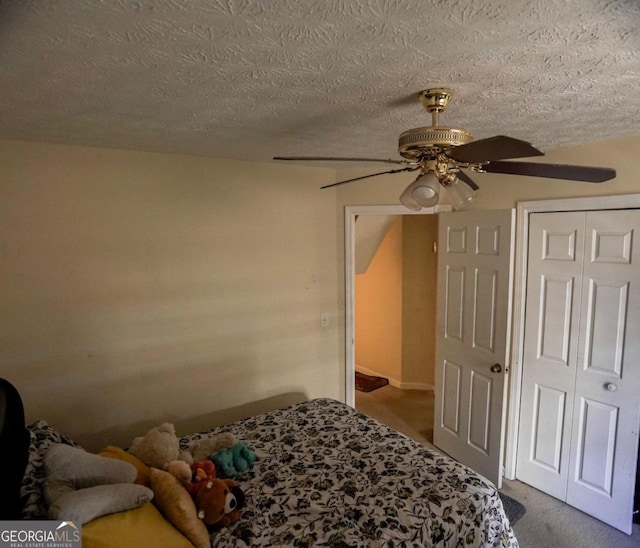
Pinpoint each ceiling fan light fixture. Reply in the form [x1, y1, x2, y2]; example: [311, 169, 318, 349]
[441, 174, 476, 210]
[278, 88, 616, 198]
[399, 172, 440, 210]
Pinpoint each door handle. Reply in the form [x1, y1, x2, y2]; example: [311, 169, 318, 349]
[490, 363, 502, 373]
[604, 382, 617, 392]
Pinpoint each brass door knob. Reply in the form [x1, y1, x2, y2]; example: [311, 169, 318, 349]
[490, 363, 502, 373]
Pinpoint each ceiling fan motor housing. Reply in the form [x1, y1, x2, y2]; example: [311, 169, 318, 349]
[398, 126, 474, 159]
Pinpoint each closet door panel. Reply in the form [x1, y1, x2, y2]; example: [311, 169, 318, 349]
[516, 212, 585, 500]
[530, 384, 565, 473]
[538, 276, 575, 364]
[567, 209, 640, 535]
[573, 396, 617, 495]
[583, 279, 627, 376]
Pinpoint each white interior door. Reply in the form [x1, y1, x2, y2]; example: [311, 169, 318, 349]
[515, 212, 585, 500]
[517, 209, 640, 534]
[434, 209, 514, 487]
[567, 210, 640, 534]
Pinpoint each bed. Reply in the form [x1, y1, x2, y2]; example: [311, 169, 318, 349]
[2, 378, 518, 547]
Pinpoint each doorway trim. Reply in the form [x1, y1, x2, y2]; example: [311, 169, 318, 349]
[505, 192, 640, 479]
[344, 204, 451, 407]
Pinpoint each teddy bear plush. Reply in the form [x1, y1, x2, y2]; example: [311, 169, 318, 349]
[128, 424, 238, 470]
[188, 432, 237, 462]
[211, 442, 256, 478]
[164, 459, 244, 529]
[194, 478, 245, 528]
[127, 423, 193, 470]
[126, 425, 248, 529]
[165, 459, 192, 486]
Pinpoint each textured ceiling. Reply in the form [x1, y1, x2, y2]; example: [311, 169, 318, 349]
[0, 0, 638, 164]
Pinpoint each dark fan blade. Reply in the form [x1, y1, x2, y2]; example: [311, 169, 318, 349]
[274, 156, 412, 165]
[321, 167, 418, 189]
[446, 135, 544, 163]
[481, 161, 615, 183]
[457, 170, 480, 191]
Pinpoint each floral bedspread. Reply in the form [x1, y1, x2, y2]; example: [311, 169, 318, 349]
[180, 398, 518, 547]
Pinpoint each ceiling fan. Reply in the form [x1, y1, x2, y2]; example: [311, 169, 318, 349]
[274, 88, 616, 210]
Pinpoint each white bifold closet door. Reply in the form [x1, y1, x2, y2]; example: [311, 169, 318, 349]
[516, 209, 640, 534]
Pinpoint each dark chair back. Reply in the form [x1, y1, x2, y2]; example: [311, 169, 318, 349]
[0, 378, 30, 519]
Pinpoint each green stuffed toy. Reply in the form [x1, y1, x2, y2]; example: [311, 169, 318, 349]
[210, 442, 256, 478]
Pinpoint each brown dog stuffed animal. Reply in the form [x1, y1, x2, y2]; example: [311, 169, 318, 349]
[195, 478, 245, 528]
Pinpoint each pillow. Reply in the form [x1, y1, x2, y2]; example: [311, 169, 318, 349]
[43, 443, 152, 525]
[83, 501, 195, 548]
[48, 483, 153, 525]
[45, 444, 137, 494]
[21, 420, 80, 519]
[149, 468, 210, 548]
[97, 446, 151, 486]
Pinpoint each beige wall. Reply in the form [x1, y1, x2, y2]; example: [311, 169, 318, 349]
[2, 134, 638, 449]
[355, 216, 403, 383]
[401, 215, 438, 387]
[0, 140, 340, 450]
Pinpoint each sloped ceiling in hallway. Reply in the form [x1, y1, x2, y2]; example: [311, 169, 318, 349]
[0, 0, 638, 163]
[355, 215, 398, 274]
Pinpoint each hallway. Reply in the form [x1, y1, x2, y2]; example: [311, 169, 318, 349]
[355, 384, 434, 446]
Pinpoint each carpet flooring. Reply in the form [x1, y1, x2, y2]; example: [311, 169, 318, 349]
[355, 382, 433, 444]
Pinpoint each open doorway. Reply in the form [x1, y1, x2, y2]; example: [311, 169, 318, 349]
[344, 204, 450, 444]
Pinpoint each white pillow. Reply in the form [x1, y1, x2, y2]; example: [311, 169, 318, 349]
[44, 443, 153, 525]
[48, 483, 153, 525]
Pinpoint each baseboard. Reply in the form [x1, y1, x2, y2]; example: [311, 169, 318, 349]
[355, 365, 433, 392]
[355, 364, 383, 377]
